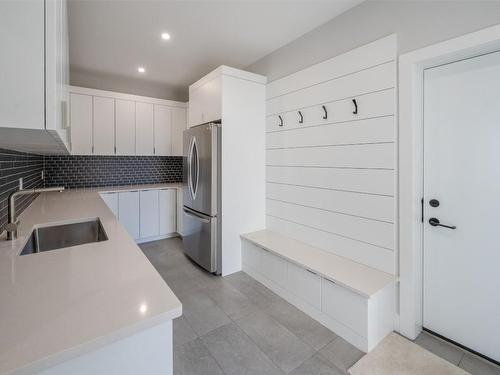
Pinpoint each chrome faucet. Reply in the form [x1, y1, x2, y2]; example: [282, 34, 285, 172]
[5, 186, 65, 240]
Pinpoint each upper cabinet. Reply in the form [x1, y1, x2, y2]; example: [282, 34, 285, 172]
[171, 107, 187, 156]
[188, 75, 222, 127]
[69, 86, 187, 156]
[136, 102, 154, 155]
[115, 99, 136, 155]
[154, 105, 172, 156]
[0, 0, 70, 153]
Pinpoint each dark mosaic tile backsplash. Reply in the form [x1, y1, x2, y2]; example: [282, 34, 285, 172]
[44, 155, 183, 189]
[0, 149, 44, 233]
[0, 148, 183, 233]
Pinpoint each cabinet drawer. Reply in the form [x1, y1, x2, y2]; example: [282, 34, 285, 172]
[321, 278, 367, 337]
[287, 262, 321, 310]
[242, 241, 262, 270]
[261, 249, 287, 287]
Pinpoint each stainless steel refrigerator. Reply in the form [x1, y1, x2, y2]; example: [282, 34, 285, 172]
[182, 123, 221, 274]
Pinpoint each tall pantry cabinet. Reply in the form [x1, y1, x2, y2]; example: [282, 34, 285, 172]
[188, 66, 267, 276]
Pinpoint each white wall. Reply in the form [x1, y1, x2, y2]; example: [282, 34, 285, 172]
[264, 35, 397, 275]
[247, 0, 500, 82]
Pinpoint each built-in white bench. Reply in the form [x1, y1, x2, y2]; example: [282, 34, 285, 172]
[240, 230, 395, 352]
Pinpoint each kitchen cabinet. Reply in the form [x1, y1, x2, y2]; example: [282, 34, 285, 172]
[101, 187, 178, 243]
[188, 66, 266, 275]
[159, 189, 177, 235]
[93, 96, 115, 155]
[171, 107, 187, 156]
[70, 93, 93, 155]
[118, 191, 140, 240]
[188, 76, 222, 127]
[154, 105, 172, 155]
[100, 193, 119, 217]
[136, 102, 155, 155]
[140, 190, 160, 239]
[69, 86, 187, 156]
[0, 0, 70, 153]
[115, 99, 136, 155]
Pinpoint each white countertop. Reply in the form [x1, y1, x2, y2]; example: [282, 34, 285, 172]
[0, 188, 182, 375]
[241, 230, 395, 298]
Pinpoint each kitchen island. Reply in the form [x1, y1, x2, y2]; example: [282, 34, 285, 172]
[0, 188, 182, 375]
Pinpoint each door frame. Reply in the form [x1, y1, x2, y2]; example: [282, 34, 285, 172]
[398, 23, 500, 340]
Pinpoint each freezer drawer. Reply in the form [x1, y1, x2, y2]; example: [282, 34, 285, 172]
[182, 206, 217, 273]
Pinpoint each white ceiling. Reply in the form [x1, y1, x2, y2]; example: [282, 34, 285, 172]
[68, 0, 363, 93]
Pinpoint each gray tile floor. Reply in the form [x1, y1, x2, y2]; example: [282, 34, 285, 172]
[140, 238, 500, 375]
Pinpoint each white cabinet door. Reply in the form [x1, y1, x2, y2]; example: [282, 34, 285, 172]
[321, 278, 367, 337]
[188, 88, 202, 127]
[171, 107, 187, 156]
[136, 102, 154, 155]
[242, 241, 262, 270]
[70, 93, 93, 155]
[140, 190, 160, 239]
[154, 105, 172, 155]
[261, 250, 287, 287]
[118, 191, 140, 240]
[176, 188, 183, 235]
[287, 262, 321, 310]
[201, 76, 222, 123]
[93, 96, 115, 155]
[100, 193, 118, 217]
[159, 189, 176, 235]
[115, 99, 135, 155]
[0, 0, 44, 130]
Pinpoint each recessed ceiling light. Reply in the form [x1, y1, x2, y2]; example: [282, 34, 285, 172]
[137, 66, 145, 73]
[161, 32, 171, 41]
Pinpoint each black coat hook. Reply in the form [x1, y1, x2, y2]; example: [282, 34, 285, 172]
[298, 111, 303, 124]
[352, 99, 358, 115]
[278, 115, 283, 127]
[322, 105, 328, 120]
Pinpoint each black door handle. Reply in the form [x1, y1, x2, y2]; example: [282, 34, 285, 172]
[429, 218, 456, 230]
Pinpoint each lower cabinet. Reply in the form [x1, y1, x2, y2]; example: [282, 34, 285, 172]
[159, 189, 176, 235]
[118, 191, 140, 240]
[321, 277, 367, 338]
[261, 249, 287, 287]
[100, 192, 118, 217]
[101, 188, 178, 243]
[287, 262, 322, 310]
[241, 238, 394, 352]
[140, 190, 160, 239]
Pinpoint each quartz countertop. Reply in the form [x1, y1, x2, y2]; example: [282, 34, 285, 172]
[0, 188, 182, 374]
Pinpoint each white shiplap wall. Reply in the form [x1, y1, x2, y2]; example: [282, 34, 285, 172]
[265, 35, 397, 275]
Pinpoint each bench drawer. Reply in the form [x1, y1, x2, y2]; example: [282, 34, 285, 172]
[287, 262, 321, 310]
[242, 241, 262, 270]
[261, 249, 287, 287]
[321, 278, 367, 337]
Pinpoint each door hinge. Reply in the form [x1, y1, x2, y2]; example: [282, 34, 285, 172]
[153, 147, 156, 155]
[421, 197, 424, 223]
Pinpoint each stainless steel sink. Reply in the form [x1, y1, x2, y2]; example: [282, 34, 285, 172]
[20, 218, 108, 256]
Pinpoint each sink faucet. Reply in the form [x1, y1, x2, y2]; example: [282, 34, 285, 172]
[5, 186, 65, 240]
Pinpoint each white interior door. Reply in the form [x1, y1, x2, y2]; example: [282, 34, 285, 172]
[423, 50, 500, 363]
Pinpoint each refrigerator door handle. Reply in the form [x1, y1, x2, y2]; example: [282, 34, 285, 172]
[183, 207, 211, 224]
[188, 136, 199, 201]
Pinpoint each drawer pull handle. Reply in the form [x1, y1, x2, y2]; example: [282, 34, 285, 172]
[298, 110, 304, 124]
[278, 115, 283, 127]
[352, 99, 358, 115]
